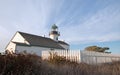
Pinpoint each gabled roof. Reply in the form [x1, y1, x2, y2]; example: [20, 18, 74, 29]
[17, 31, 66, 49]
[58, 41, 69, 46]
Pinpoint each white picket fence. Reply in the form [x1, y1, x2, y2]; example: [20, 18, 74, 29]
[42, 50, 120, 64]
[42, 50, 81, 63]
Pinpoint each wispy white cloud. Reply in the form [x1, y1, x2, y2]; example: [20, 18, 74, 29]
[0, 0, 66, 51]
[0, 0, 120, 52]
[60, 3, 120, 44]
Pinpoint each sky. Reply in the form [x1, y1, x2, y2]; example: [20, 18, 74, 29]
[0, 0, 120, 54]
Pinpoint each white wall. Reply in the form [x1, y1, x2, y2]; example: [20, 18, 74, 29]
[16, 45, 62, 56]
[80, 51, 120, 64]
[6, 32, 29, 53]
[50, 34, 58, 41]
[6, 42, 16, 53]
[12, 32, 29, 44]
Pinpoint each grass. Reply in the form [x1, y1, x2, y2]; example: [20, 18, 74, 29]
[0, 53, 120, 75]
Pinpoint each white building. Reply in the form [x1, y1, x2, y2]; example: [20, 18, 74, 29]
[5, 24, 69, 56]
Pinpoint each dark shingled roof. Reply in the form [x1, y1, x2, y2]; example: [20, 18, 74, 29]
[13, 42, 28, 46]
[18, 31, 66, 49]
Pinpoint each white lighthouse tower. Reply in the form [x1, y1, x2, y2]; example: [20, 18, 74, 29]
[49, 24, 60, 41]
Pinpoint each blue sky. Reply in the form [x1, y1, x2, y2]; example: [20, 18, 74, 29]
[0, 0, 120, 54]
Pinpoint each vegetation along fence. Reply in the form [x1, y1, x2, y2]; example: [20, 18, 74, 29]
[42, 50, 120, 64]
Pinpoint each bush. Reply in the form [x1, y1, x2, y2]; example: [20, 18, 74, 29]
[0, 53, 120, 75]
[0, 53, 42, 75]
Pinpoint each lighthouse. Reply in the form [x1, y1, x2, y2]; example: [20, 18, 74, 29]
[49, 24, 60, 41]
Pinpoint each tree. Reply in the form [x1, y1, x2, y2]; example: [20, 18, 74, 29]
[84, 46, 111, 53]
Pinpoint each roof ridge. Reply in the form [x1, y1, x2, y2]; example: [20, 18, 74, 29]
[18, 31, 51, 39]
